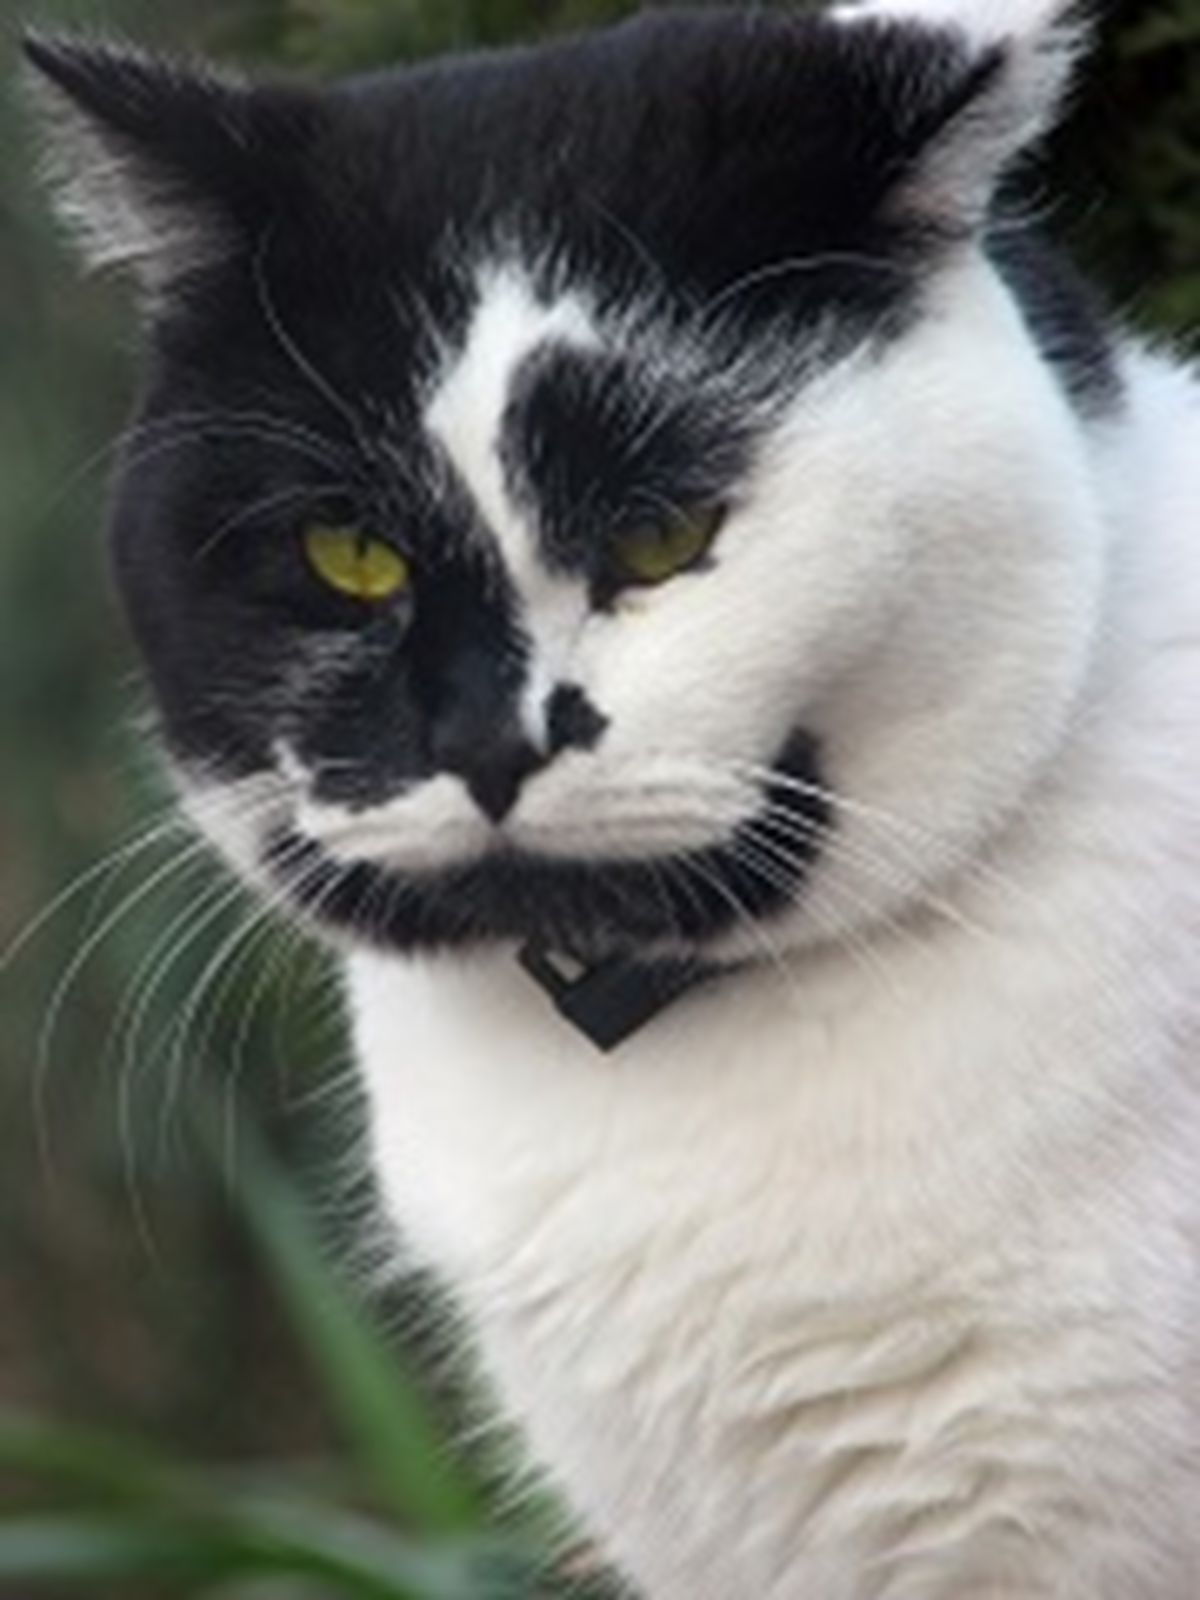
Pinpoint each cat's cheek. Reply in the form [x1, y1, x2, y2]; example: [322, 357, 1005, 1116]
[172, 765, 296, 895]
[569, 581, 805, 774]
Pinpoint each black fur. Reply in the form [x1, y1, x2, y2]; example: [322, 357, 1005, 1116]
[266, 731, 831, 956]
[501, 343, 758, 599]
[989, 227, 1123, 414]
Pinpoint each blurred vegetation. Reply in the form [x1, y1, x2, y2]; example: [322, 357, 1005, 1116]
[0, 0, 1195, 1595]
[1050, 0, 1200, 340]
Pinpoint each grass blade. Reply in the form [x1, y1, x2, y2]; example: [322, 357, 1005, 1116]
[210, 1118, 484, 1536]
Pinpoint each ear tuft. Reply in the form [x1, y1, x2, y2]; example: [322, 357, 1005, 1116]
[832, 0, 1087, 225]
[23, 33, 257, 306]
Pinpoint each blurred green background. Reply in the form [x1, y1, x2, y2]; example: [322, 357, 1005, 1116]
[0, 0, 1196, 1594]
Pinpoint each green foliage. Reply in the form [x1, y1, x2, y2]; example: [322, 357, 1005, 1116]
[0, 1134, 544, 1598]
[1051, 1, 1200, 343]
[226, 1127, 482, 1538]
[220, 0, 640, 70]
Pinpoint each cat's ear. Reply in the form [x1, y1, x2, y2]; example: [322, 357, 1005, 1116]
[22, 34, 315, 309]
[833, 0, 1084, 227]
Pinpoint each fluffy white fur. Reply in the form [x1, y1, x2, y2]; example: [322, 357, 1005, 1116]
[175, 4, 1200, 1594]
[350, 332, 1200, 1600]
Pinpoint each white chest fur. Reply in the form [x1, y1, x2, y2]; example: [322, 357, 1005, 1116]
[350, 355, 1200, 1600]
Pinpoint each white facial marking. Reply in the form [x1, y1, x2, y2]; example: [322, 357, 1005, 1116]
[423, 263, 600, 745]
[295, 779, 492, 874]
[177, 767, 294, 893]
[272, 739, 489, 873]
[423, 263, 596, 581]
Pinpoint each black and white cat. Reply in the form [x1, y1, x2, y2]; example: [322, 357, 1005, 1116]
[28, 1, 1200, 1594]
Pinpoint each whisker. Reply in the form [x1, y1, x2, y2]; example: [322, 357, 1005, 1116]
[170, 837, 330, 1185]
[108, 867, 251, 1161]
[31, 782, 282, 1196]
[27, 406, 351, 533]
[33, 826, 228, 1178]
[193, 480, 347, 562]
[666, 852, 800, 995]
[729, 759, 947, 852]
[754, 801, 926, 905]
[186, 916, 288, 1184]
[698, 250, 909, 326]
[2, 809, 184, 974]
[737, 752, 1048, 950]
[729, 833, 912, 1003]
[254, 235, 365, 438]
[112, 864, 252, 1262]
[580, 193, 674, 294]
[761, 802, 1004, 953]
[106, 795, 306, 1242]
[730, 758, 1014, 914]
[120, 408, 352, 471]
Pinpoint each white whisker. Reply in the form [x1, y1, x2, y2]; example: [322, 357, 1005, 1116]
[729, 833, 912, 1003]
[1, 809, 184, 974]
[193, 481, 348, 562]
[254, 236, 365, 437]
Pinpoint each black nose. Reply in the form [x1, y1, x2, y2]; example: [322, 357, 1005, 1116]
[465, 735, 544, 822]
[433, 719, 545, 823]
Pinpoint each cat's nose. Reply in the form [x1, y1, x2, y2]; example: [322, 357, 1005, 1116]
[438, 726, 545, 823]
[466, 736, 544, 822]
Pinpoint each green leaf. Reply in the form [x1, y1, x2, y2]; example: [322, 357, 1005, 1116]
[208, 1120, 484, 1536]
[0, 1514, 239, 1587]
[0, 1409, 194, 1510]
[1116, 13, 1200, 59]
[0, 1503, 537, 1597]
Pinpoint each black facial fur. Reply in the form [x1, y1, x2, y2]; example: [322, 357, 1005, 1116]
[266, 731, 831, 957]
[501, 343, 757, 591]
[988, 227, 1124, 414]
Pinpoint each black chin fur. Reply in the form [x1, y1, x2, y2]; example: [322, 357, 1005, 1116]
[264, 733, 832, 959]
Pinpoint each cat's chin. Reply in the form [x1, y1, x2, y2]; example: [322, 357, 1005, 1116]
[257, 734, 834, 962]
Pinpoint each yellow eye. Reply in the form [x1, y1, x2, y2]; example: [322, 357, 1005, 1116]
[303, 524, 411, 603]
[607, 504, 723, 587]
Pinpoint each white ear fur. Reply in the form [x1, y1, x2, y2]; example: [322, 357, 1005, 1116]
[33, 106, 229, 302]
[24, 38, 241, 306]
[833, 0, 1085, 225]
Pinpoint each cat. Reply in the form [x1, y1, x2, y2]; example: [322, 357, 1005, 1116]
[26, 0, 1200, 1594]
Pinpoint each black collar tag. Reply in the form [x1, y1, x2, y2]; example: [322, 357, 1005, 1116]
[519, 943, 712, 1053]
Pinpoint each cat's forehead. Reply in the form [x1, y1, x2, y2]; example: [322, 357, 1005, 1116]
[423, 264, 599, 573]
[405, 253, 769, 590]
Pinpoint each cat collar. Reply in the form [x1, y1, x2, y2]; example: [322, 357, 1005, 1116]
[519, 943, 714, 1053]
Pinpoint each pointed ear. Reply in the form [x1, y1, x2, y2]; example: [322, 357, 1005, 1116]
[833, 0, 1085, 227]
[22, 34, 316, 307]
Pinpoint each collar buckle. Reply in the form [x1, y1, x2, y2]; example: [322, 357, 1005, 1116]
[519, 943, 711, 1052]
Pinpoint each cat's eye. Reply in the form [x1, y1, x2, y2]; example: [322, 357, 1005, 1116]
[606, 504, 723, 587]
[303, 523, 411, 603]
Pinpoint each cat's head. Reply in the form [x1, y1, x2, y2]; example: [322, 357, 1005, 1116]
[28, 0, 1115, 973]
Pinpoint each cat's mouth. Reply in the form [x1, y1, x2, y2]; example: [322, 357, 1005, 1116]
[261, 731, 833, 961]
